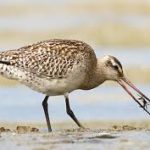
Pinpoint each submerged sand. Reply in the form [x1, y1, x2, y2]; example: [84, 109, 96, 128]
[0, 121, 150, 150]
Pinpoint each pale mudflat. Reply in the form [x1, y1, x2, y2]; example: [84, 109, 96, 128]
[0, 121, 150, 150]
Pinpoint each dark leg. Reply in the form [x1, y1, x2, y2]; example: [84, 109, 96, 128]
[65, 95, 84, 128]
[42, 96, 52, 132]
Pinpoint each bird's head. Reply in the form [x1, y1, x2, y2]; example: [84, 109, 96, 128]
[101, 55, 124, 81]
[99, 55, 150, 115]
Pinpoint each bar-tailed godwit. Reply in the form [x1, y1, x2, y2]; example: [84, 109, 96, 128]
[0, 39, 149, 132]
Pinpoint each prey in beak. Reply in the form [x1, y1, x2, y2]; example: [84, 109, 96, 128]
[103, 55, 150, 115]
[118, 77, 150, 115]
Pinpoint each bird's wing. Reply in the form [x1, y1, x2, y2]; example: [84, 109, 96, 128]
[0, 39, 88, 79]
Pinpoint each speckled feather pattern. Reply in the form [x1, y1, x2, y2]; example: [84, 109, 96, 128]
[0, 39, 96, 79]
[0, 39, 97, 95]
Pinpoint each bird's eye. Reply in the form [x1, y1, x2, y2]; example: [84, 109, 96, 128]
[113, 65, 119, 70]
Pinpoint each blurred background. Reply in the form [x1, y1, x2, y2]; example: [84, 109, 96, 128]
[0, 0, 150, 124]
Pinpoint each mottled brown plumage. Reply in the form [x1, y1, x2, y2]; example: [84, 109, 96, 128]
[0, 39, 96, 79]
[0, 39, 98, 94]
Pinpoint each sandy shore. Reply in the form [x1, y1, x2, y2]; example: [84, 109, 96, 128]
[0, 120, 150, 150]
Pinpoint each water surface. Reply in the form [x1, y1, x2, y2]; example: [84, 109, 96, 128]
[0, 84, 149, 122]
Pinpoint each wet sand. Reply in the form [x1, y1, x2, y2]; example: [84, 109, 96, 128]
[0, 121, 150, 150]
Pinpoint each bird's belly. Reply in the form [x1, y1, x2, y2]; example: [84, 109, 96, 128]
[21, 63, 86, 95]
[22, 76, 84, 96]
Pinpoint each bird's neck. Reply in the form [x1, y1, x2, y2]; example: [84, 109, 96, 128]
[90, 58, 106, 87]
[80, 58, 106, 90]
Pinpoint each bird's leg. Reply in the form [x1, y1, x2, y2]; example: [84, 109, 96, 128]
[42, 96, 52, 132]
[65, 95, 84, 128]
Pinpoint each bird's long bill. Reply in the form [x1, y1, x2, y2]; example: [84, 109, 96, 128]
[118, 77, 150, 115]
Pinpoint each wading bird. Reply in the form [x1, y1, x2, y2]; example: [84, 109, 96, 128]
[0, 39, 149, 132]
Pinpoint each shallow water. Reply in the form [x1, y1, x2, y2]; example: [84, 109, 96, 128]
[0, 84, 149, 122]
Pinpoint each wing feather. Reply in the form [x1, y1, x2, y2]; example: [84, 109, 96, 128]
[0, 39, 90, 79]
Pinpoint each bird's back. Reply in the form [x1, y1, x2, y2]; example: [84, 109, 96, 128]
[0, 39, 97, 95]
